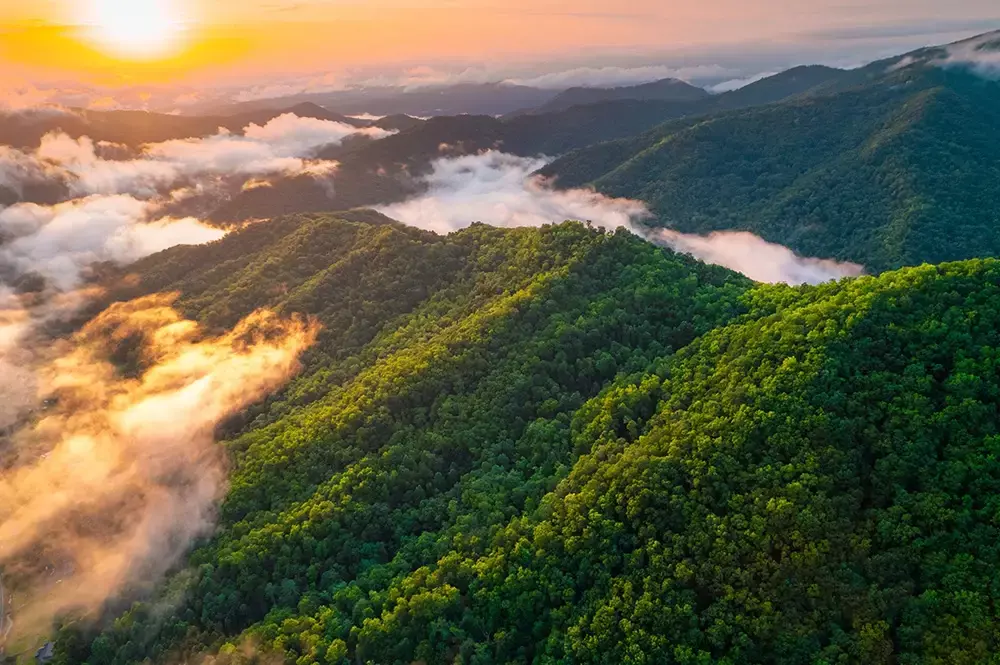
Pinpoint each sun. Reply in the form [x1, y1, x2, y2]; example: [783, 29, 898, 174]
[78, 0, 191, 60]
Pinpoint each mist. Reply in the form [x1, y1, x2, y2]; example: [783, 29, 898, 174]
[0, 294, 318, 643]
[0, 112, 338, 647]
[1, 114, 390, 200]
[940, 30, 1000, 77]
[377, 151, 865, 285]
[0, 196, 225, 290]
[654, 229, 864, 285]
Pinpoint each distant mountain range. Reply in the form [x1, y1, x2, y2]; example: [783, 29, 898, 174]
[517, 78, 711, 116]
[4, 31, 999, 272]
[205, 64, 852, 223]
[544, 31, 1000, 271]
[196, 82, 564, 118]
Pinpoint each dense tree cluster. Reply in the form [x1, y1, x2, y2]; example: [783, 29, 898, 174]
[47, 213, 1000, 664]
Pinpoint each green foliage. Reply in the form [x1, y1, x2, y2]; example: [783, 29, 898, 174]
[63, 213, 1000, 664]
[544, 67, 1000, 271]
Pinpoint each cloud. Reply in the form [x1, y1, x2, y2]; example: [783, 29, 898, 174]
[232, 73, 346, 102]
[0, 294, 318, 642]
[0, 114, 392, 200]
[653, 229, 864, 285]
[0, 196, 226, 290]
[0, 286, 37, 430]
[377, 152, 865, 285]
[709, 71, 777, 93]
[937, 30, 1000, 77]
[0, 145, 62, 194]
[377, 152, 648, 234]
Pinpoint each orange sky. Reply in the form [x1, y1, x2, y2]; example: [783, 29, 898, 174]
[1, 0, 998, 88]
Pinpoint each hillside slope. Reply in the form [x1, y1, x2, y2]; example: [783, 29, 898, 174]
[209, 66, 852, 224]
[41, 212, 1000, 665]
[545, 65, 1000, 271]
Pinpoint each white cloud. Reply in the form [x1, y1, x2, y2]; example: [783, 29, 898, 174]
[377, 152, 648, 234]
[709, 71, 777, 93]
[0, 114, 391, 199]
[0, 196, 225, 290]
[377, 151, 865, 285]
[654, 229, 864, 284]
[937, 31, 1000, 77]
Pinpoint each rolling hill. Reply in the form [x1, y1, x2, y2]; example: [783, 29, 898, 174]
[206, 67, 859, 224]
[37, 211, 1000, 665]
[544, 40, 1000, 272]
[198, 83, 562, 119]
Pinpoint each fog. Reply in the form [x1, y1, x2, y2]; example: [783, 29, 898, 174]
[378, 151, 865, 285]
[0, 114, 389, 200]
[0, 294, 317, 642]
[0, 111, 334, 648]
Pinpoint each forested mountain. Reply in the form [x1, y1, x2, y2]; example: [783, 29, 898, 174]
[200, 83, 562, 119]
[207, 66, 855, 224]
[43, 211, 1000, 665]
[545, 55, 1000, 271]
[523, 78, 710, 115]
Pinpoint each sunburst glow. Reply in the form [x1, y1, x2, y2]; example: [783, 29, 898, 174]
[79, 0, 190, 60]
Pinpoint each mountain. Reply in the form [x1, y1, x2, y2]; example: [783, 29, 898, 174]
[208, 65, 854, 225]
[372, 114, 426, 132]
[204, 63, 868, 223]
[524, 78, 710, 115]
[44, 211, 1000, 665]
[544, 38, 1000, 272]
[208, 100, 719, 222]
[711, 64, 846, 108]
[202, 83, 562, 119]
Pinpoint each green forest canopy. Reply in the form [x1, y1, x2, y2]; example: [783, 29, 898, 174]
[41, 212, 1000, 665]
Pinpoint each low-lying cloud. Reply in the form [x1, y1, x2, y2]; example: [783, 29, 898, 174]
[0, 113, 333, 645]
[0, 196, 225, 290]
[378, 152, 647, 233]
[0, 294, 318, 642]
[938, 30, 1000, 77]
[1, 114, 390, 200]
[377, 151, 865, 285]
[654, 229, 864, 285]
[709, 71, 778, 93]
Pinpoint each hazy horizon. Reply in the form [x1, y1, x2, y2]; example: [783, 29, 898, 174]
[1, 1, 997, 112]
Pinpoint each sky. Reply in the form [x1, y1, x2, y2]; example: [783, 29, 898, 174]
[0, 0, 998, 107]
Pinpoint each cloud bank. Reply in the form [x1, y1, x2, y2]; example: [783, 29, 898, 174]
[0, 110, 344, 647]
[0, 196, 225, 290]
[378, 151, 865, 285]
[0, 294, 317, 642]
[0, 114, 390, 200]
[938, 31, 1000, 77]
[654, 229, 864, 285]
[378, 152, 647, 234]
